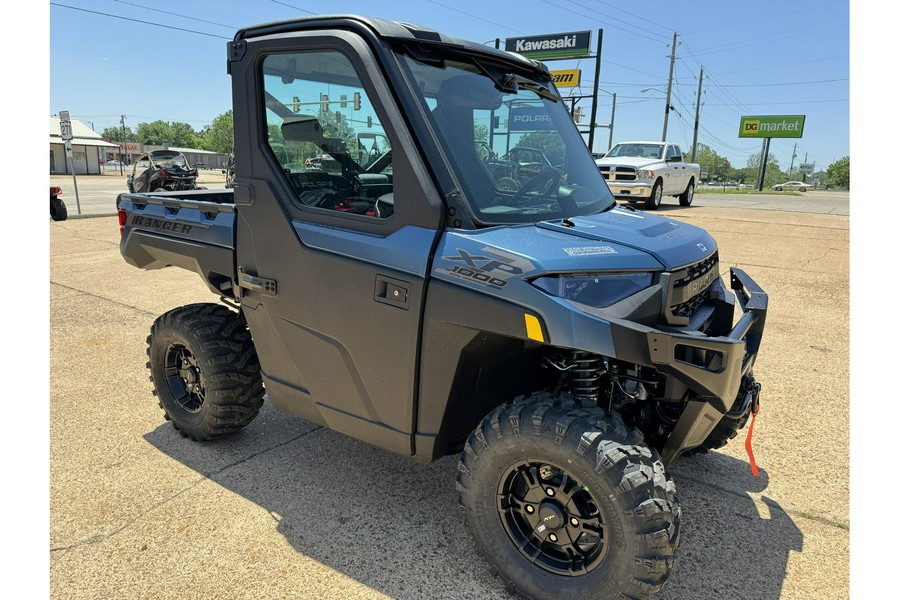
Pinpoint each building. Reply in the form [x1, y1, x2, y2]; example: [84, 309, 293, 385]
[50, 116, 120, 174]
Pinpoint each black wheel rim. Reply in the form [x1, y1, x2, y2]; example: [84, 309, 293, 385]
[497, 460, 609, 576]
[164, 344, 206, 413]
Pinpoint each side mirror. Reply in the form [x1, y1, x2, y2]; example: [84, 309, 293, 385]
[667, 155, 682, 162]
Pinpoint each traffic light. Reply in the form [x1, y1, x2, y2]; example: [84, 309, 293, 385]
[367, 115, 372, 128]
[292, 96, 300, 113]
[353, 92, 362, 110]
[321, 94, 329, 112]
[573, 107, 583, 123]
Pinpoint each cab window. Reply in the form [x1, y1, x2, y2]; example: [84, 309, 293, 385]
[260, 51, 395, 219]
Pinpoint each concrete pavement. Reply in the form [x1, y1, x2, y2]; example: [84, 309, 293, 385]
[49, 203, 850, 599]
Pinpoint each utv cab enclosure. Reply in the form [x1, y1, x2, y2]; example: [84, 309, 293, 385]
[116, 15, 768, 600]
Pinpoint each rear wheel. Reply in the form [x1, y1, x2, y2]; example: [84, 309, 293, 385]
[50, 195, 67, 221]
[679, 179, 695, 206]
[457, 392, 680, 600]
[147, 303, 264, 440]
[645, 180, 663, 210]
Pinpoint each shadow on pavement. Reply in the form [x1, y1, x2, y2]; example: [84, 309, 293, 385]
[146, 406, 801, 600]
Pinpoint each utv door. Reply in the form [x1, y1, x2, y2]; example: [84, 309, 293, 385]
[230, 31, 444, 455]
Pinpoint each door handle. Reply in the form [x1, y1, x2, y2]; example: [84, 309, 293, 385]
[374, 274, 410, 309]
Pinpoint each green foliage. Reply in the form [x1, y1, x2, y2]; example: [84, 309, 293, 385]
[516, 131, 566, 166]
[826, 156, 849, 188]
[201, 111, 234, 154]
[101, 126, 133, 142]
[135, 120, 201, 148]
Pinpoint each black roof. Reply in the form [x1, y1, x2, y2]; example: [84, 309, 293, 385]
[234, 14, 545, 74]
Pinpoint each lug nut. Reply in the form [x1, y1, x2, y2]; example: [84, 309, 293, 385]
[570, 517, 579, 527]
[525, 505, 535, 514]
[548, 533, 558, 543]
[546, 488, 555, 497]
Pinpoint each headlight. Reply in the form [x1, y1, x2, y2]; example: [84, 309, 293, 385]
[532, 272, 653, 308]
[637, 169, 654, 179]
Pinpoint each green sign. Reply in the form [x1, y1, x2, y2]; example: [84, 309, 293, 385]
[505, 31, 591, 60]
[739, 115, 805, 138]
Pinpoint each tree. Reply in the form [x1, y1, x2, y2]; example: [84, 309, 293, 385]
[686, 143, 730, 180]
[516, 131, 566, 166]
[826, 156, 849, 188]
[101, 126, 133, 142]
[745, 151, 784, 188]
[135, 120, 201, 148]
[201, 111, 234, 154]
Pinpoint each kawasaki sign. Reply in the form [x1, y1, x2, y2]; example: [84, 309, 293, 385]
[505, 31, 591, 60]
[739, 115, 806, 138]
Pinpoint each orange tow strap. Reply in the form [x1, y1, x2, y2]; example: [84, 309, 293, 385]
[745, 405, 760, 477]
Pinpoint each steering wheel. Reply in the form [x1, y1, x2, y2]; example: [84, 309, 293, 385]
[508, 168, 562, 205]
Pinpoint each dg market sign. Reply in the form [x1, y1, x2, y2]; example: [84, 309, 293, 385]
[505, 31, 591, 60]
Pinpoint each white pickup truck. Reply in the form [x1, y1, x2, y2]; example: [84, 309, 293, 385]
[595, 141, 701, 209]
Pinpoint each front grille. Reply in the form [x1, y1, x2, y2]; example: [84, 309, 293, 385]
[598, 166, 637, 181]
[673, 252, 718, 290]
[664, 251, 719, 324]
[671, 288, 710, 318]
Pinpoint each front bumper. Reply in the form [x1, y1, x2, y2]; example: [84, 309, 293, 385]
[606, 267, 768, 463]
[606, 181, 653, 198]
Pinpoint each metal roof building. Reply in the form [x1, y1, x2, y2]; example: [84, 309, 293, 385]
[50, 116, 119, 175]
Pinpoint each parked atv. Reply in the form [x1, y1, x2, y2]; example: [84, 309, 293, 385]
[127, 150, 200, 193]
[50, 186, 67, 221]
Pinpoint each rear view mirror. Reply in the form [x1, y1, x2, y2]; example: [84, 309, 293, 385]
[281, 115, 325, 144]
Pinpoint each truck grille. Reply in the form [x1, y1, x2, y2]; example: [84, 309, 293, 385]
[598, 166, 637, 181]
[664, 251, 719, 325]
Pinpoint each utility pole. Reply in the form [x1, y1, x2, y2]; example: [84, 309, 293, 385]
[608, 92, 616, 151]
[587, 28, 603, 152]
[690, 66, 703, 163]
[788, 142, 797, 177]
[120, 115, 127, 176]
[662, 32, 677, 141]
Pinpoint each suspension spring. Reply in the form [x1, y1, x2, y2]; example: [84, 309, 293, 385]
[571, 352, 603, 405]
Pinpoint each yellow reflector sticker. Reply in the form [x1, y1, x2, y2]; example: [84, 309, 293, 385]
[524, 314, 544, 343]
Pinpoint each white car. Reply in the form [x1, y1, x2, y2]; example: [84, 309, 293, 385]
[773, 181, 808, 192]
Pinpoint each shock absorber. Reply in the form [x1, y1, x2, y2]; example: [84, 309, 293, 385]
[571, 352, 603, 405]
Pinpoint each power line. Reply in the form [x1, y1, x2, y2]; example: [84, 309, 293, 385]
[50, 2, 230, 39]
[427, 1, 528, 35]
[540, 0, 670, 44]
[707, 78, 849, 88]
[268, 0, 316, 16]
[714, 54, 849, 76]
[111, 0, 238, 30]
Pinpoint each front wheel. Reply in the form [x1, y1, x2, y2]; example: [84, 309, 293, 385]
[679, 179, 695, 206]
[645, 179, 663, 210]
[147, 303, 264, 440]
[457, 392, 680, 600]
[50, 195, 68, 221]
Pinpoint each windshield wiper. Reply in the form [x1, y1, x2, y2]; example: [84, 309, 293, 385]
[499, 73, 561, 102]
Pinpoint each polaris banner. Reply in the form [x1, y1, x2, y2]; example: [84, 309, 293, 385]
[505, 31, 591, 60]
[509, 107, 555, 131]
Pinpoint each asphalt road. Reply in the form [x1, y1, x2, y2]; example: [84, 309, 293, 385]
[49, 188, 850, 598]
[50, 172, 849, 218]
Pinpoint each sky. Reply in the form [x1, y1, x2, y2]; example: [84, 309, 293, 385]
[47, 0, 850, 174]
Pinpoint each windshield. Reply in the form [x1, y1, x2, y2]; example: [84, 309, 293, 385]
[605, 143, 664, 159]
[153, 154, 190, 168]
[399, 53, 615, 225]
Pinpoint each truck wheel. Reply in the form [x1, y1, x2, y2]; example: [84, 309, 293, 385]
[679, 179, 695, 206]
[50, 195, 68, 221]
[146, 303, 264, 440]
[457, 392, 680, 600]
[645, 180, 663, 210]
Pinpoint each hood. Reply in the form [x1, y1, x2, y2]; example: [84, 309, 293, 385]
[433, 206, 718, 291]
[595, 156, 661, 169]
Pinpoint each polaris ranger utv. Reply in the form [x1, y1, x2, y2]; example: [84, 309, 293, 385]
[116, 15, 767, 600]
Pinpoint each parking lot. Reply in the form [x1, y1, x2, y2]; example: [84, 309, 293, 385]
[49, 184, 850, 599]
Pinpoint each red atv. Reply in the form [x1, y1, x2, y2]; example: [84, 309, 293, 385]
[50, 186, 68, 221]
